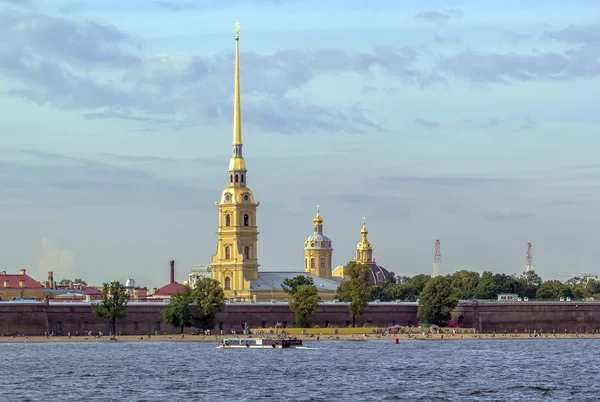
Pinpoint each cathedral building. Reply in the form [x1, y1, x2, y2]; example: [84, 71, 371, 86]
[333, 218, 391, 285]
[303, 205, 333, 279]
[209, 24, 343, 302]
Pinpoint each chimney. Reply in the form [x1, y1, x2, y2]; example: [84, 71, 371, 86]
[20, 269, 26, 276]
[1, 271, 6, 276]
[48, 271, 55, 289]
[170, 260, 175, 284]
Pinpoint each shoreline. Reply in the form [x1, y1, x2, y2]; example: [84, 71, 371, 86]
[1, 333, 599, 343]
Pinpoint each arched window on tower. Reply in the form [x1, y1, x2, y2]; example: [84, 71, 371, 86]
[230, 174, 233, 183]
[243, 214, 249, 226]
[244, 246, 250, 260]
[235, 174, 239, 183]
[310, 258, 315, 269]
[241, 174, 244, 183]
[225, 214, 231, 227]
[225, 246, 230, 259]
[320, 257, 325, 269]
[305, 258, 308, 269]
[225, 277, 231, 290]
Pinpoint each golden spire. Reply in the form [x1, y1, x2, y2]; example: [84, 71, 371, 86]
[313, 203, 323, 227]
[356, 216, 373, 263]
[233, 19, 242, 146]
[361, 216, 368, 236]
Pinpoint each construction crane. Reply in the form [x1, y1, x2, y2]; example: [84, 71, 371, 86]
[557, 273, 598, 284]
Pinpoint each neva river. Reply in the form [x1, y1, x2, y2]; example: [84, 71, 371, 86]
[2, 339, 598, 401]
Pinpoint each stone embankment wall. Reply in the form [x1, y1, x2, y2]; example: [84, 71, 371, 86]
[5, 301, 600, 336]
[453, 301, 600, 333]
[0, 302, 418, 336]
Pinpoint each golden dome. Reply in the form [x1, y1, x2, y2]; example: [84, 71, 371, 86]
[313, 203, 323, 225]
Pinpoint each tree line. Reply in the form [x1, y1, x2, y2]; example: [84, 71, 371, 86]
[90, 266, 600, 335]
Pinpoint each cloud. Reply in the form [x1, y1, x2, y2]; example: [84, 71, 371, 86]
[0, 0, 34, 7]
[456, 116, 535, 132]
[434, 33, 462, 43]
[482, 209, 535, 222]
[35, 237, 76, 280]
[415, 118, 440, 129]
[414, 9, 463, 26]
[150, 0, 194, 12]
[543, 24, 600, 44]
[0, 9, 438, 133]
[436, 50, 570, 83]
[0, 10, 141, 68]
[0, 150, 215, 208]
[384, 175, 508, 187]
[503, 30, 529, 44]
[438, 24, 600, 83]
[58, 0, 85, 13]
[543, 25, 600, 77]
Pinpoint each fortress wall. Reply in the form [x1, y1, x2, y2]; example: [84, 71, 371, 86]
[14, 301, 600, 336]
[45, 304, 167, 336]
[220, 303, 418, 331]
[453, 302, 600, 333]
[2, 303, 418, 336]
[0, 304, 48, 336]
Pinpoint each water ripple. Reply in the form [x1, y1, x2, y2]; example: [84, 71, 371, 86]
[0, 340, 598, 400]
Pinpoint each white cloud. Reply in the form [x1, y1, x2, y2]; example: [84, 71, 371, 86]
[35, 236, 76, 280]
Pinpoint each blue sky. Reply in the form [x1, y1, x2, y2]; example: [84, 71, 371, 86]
[0, 0, 598, 287]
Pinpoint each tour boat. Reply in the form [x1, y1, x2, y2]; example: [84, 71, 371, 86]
[217, 337, 303, 349]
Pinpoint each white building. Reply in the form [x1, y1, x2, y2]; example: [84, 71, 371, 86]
[188, 265, 212, 288]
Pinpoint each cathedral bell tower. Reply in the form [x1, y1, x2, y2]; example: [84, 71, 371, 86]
[355, 217, 374, 264]
[303, 205, 333, 278]
[211, 21, 259, 300]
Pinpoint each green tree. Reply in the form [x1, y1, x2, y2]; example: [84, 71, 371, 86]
[282, 275, 315, 296]
[399, 274, 431, 301]
[191, 278, 226, 331]
[371, 272, 400, 302]
[289, 284, 321, 328]
[417, 275, 458, 326]
[449, 270, 480, 299]
[585, 279, 600, 298]
[162, 286, 195, 334]
[536, 280, 564, 299]
[92, 281, 128, 336]
[335, 261, 373, 327]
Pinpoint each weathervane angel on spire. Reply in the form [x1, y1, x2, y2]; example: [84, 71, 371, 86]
[235, 19, 240, 36]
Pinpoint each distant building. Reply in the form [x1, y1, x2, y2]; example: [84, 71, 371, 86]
[497, 293, 519, 301]
[0, 269, 44, 301]
[333, 218, 390, 285]
[188, 265, 212, 288]
[149, 260, 186, 299]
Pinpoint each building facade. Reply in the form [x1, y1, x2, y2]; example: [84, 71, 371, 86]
[304, 205, 333, 279]
[210, 25, 260, 301]
[333, 218, 391, 285]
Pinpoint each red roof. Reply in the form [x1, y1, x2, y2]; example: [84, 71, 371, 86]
[0, 273, 44, 289]
[82, 286, 101, 295]
[154, 281, 186, 296]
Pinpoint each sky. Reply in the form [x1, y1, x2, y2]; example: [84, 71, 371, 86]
[0, 0, 598, 287]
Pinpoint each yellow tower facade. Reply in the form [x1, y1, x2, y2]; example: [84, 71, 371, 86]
[303, 205, 333, 279]
[356, 217, 374, 264]
[211, 21, 259, 300]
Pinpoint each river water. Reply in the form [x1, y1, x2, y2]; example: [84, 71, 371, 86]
[2, 339, 597, 401]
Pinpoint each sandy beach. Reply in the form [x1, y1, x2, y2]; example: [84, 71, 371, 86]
[1, 333, 600, 343]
